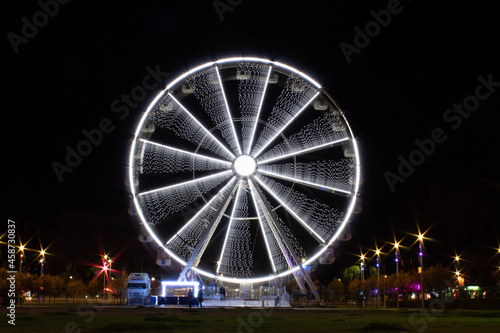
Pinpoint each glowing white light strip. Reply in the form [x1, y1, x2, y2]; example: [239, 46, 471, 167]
[216, 57, 322, 88]
[248, 180, 277, 273]
[253, 176, 325, 243]
[161, 281, 199, 298]
[301, 139, 360, 266]
[166, 177, 237, 245]
[169, 93, 235, 160]
[215, 66, 242, 156]
[165, 57, 321, 104]
[246, 65, 272, 155]
[165, 62, 215, 91]
[253, 91, 320, 158]
[134, 197, 187, 265]
[139, 139, 232, 167]
[258, 137, 350, 165]
[139, 170, 232, 196]
[128, 90, 165, 196]
[139, 139, 147, 174]
[192, 264, 300, 284]
[216, 180, 243, 273]
[258, 169, 352, 195]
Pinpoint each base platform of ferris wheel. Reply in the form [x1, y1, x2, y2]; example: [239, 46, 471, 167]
[206, 297, 291, 308]
[155, 297, 291, 308]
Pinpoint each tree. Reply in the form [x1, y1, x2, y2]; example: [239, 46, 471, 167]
[328, 278, 347, 302]
[347, 277, 362, 301]
[49, 275, 64, 302]
[398, 271, 420, 300]
[383, 273, 398, 301]
[66, 279, 86, 302]
[342, 265, 361, 282]
[87, 278, 103, 301]
[423, 264, 452, 297]
[39, 275, 55, 303]
[18, 273, 41, 300]
[111, 272, 127, 303]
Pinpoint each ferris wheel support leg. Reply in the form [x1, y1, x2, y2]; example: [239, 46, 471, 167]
[291, 270, 308, 296]
[250, 180, 321, 302]
[298, 267, 321, 303]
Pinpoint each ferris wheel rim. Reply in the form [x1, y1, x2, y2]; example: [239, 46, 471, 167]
[128, 56, 361, 284]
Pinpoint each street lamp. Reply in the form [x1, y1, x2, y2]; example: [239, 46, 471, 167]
[360, 254, 365, 282]
[40, 249, 46, 277]
[19, 245, 25, 274]
[418, 234, 424, 309]
[107, 257, 113, 280]
[102, 260, 109, 300]
[102, 254, 114, 300]
[375, 248, 380, 307]
[455, 270, 463, 287]
[392, 240, 401, 309]
[454, 254, 461, 276]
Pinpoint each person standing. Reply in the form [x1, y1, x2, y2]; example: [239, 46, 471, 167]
[188, 289, 193, 308]
[220, 285, 225, 300]
[197, 289, 203, 308]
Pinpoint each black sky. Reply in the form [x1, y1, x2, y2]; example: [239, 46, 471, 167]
[4, 0, 500, 280]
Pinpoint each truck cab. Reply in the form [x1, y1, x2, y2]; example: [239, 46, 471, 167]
[127, 273, 151, 305]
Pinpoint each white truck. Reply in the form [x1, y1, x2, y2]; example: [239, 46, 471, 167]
[126, 273, 151, 305]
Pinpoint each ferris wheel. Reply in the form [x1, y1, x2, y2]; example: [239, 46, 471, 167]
[128, 57, 360, 290]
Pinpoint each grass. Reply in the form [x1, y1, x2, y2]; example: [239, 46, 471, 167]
[1, 306, 499, 332]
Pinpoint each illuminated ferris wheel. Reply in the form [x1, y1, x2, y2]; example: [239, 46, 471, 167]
[128, 57, 360, 290]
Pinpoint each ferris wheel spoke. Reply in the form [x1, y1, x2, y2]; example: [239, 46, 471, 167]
[137, 170, 233, 226]
[138, 139, 232, 174]
[256, 108, 350, 164]
[166, 177, 237, 246]
[255, 174, 346, 244]
[216, 181, 253, 276]
[167, 177, 238, 263]
[240, 65, 273, 155]
[186, 66, 242, 156]
[171, 177, 239, 278]
[156, 93, 235, 160]
[248, 181, 282, 273]
[251, 75, 320, 158]
[216, 66, 242, 155]
[139, 170, 233, 196]
[258, 137, 350, 165]
[257, 161, 353, 196]
[248, 179, 306, 270]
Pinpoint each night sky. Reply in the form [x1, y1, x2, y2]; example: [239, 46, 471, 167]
[4, 0, 500, 283]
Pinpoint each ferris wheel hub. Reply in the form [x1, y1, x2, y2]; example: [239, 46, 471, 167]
[233, 154, 257, 177]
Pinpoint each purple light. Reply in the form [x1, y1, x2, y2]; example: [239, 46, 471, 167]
[395, 258, 399, 262]
[419, 252, 423, 257]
